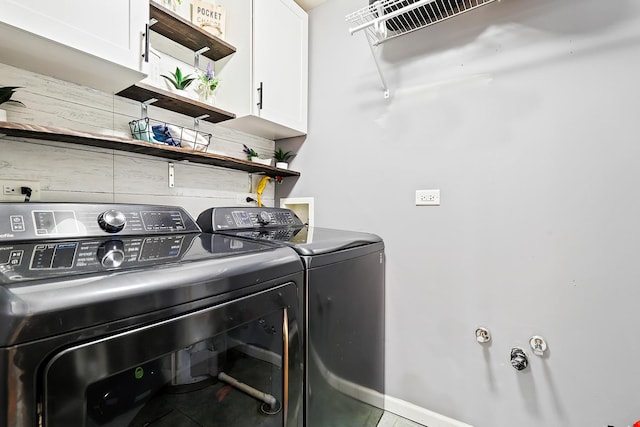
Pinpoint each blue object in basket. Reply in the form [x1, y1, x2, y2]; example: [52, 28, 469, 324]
[151, 125, 180, 147]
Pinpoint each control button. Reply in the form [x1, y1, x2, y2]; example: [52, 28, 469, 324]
[257, 211, 271, 225]
[10, 215, 25, 232]
[9, 250, 23, 266]
[98, 210, 127, 233]
[97, 240, 126, 268]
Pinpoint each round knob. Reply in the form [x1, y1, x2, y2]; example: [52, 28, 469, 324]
[98, 210, 126, 233]
[97, 240, 125, 268]
[510, 347, 529, 371]
[257, 211, 271, 225]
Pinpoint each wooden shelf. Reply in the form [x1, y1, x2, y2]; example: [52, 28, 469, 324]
[150, 1, 236, 61]
[0, 122, 300, 178]
[116, 83, 235, 124]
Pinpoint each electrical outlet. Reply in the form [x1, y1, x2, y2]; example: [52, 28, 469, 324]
[415, 189, 440, 206]
[0, 180, 41, 202]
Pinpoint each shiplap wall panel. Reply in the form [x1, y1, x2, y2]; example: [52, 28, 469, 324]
[0, 138, 115, 194]
[0, 58, 276, 212]
[113, 154, 250, 196]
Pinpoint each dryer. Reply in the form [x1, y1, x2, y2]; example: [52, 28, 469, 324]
[197, 207, 385, 427]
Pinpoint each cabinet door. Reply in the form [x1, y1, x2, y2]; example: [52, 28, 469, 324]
[253, 0, 308, 134]
[0, 0, 147, 93]
[0, 0, 147, 72]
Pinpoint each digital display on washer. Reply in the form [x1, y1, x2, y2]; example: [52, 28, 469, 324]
[139, 236, 184, 261]
[140, 211, 186, 232]
[32, 211, 79, 236]
[30, 242, 78, 270]
[231, 211, 252, 227]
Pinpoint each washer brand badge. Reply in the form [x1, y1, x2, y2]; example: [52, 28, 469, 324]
[0, 234, 14, 239]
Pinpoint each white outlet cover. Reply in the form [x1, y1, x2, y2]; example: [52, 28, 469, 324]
[415, 189, 440, 206]
[0, 179, 41, 202]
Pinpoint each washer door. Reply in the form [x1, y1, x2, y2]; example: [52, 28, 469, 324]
[42, 282, 301, 427]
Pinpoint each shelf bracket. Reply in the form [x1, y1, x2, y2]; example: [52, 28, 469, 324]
[194, 47, 211, 68]
[168, 162, 175, 188]
[366, 37, 390, 99]
[141, 98, 158, 119]
[194, 114, 209, 131]
[149, 17, 158, 27]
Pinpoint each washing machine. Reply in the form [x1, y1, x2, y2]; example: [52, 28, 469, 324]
[0, 202, 304, 427]
[197, 207, 385, 427]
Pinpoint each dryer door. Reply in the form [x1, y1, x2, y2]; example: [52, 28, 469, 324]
[42, 283, 301, 427]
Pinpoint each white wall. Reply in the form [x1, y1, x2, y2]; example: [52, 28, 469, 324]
[278, 0, 640, 426]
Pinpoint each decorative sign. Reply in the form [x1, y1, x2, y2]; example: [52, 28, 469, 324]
[191, 0, 226, 40]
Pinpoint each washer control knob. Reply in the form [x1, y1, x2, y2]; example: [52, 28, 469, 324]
[98, 210, 126, 233]
[510, 347, 529, 371]
[257, 211, 271, 225]
[97, 240, 125, 268]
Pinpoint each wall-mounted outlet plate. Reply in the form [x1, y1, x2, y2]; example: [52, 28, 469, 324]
[415, 189, 440, 206]
[0, 180, 41, 202]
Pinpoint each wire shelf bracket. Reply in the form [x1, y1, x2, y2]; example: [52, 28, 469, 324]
[346, 0, 498, 97]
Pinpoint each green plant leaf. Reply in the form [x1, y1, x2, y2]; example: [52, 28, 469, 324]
[274, 147, 295, 162]
[161, 68, 195, 90]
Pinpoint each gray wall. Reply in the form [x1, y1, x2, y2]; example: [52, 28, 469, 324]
[278, 0, 640, 426]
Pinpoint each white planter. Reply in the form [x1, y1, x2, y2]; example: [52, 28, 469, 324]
[251, 157, 273, 166]
[275, 162, 289, 169]
[0, 109, 6, 121]
[165, 85, 196, 100]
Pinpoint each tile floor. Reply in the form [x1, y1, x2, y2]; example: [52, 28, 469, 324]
[377, 412, 426, 427]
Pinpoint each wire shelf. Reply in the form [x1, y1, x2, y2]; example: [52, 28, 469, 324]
[129, 117, 211, 153]
[346, 0, 497, 45]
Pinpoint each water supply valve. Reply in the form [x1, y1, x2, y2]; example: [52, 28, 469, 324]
[510, 347, 528, 371]
[475, 327, 491, 343]
[529, 336, 548, 356]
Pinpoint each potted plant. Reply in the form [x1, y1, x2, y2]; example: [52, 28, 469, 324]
[197, 62, 220, 104]
[273, 147, 296, 169]
[243, 144, 272, 166]
[161, 67, 195, 96]
[0, 86, 25, 121]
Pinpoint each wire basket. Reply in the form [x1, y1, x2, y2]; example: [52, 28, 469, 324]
[129, 117, 211, 153]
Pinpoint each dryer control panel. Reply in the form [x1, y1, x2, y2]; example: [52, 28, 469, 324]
[197, 207, 305, 232]
[0, 203, 201, 242]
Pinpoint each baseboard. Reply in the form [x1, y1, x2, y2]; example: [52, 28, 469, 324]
[384, 395, 474, 427]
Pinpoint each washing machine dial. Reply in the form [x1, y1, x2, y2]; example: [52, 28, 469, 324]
[98, 210, 126, 233]
[257, 211, 271, 225]
[97, 240, 125, 268]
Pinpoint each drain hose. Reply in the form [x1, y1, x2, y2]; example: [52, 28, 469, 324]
[218, 372, 277, 408]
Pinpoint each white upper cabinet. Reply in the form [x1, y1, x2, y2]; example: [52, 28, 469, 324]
[0, 0, 148, 93]
[215, 0, 308, 140]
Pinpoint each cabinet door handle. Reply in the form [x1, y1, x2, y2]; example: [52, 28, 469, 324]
[143, 23, 150, 63]
[257, 82, 263, 110]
